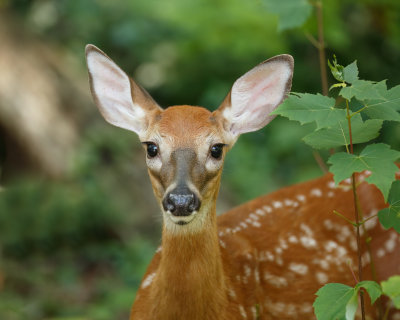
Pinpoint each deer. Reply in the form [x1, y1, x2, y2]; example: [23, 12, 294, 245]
[85, 44, 400, 320]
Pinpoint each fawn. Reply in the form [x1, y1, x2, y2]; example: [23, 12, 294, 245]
[85, 44, 400, 320]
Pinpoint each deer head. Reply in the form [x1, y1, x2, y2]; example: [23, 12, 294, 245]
[85, 45, 293, 234]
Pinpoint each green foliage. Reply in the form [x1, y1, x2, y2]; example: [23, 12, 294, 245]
[273, 52, 400, 317]
[303, 115, 383, 149]
[328, 55, 346, 83]
[262, 0, 312, 31]
[271, 93, 344, 129]
[378, 180, 400, 233]
[314, 281, 382, 320]
[381, 276, 400, 309]
[274, 59, 400, 202]
[313, 283, 356, 320]
[328, 144, 400, 201]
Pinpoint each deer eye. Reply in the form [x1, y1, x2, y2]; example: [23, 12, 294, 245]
[210, 144, 224, 159]
[145, 142, 158, 158]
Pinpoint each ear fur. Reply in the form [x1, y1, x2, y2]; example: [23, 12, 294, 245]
[214, 55, 294, 140]
[85, 44, 161, 135]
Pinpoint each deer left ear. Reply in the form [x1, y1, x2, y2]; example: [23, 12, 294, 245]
[215, 55, 293, 140]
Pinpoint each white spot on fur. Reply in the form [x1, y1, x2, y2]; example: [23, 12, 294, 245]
[361, 251, 371, 267]
[284, 199, 294, 206]
[288, 235, 298, 243]
[256, 208, 266, 216]
[264, 272, 288, 288]
[310, 188, 322, 197]
[262, 206, 272, 213]
[316, 272, 328, 284]
[279, 239, 288, 250]
[141, 272, 156, 289]
[350, 239, 358, 252]
[276, 256, 283, 266]
[323, 219, 333, 230]
[252, 221, 261, 228]
[272, 201, 283, 209]
[239, 305, 247, 319]
[325, 240, 338, 252]
[300, 236, 317, 249]
[229, 288, 237, 299]
[300, 223, 314, 236]
[301, 303, 313, 313]
[336, 226, 352, 242]
[259, 251, 274, 262]
[244, 265, 252, 277]
[365, 217, 378, 231]
[289, 262, 309, 275]
[327, 181, 336, 189]
[385, 232, 398, 252]
[240, 222, 248, 229]
[296, 194, 306, 202]
[249, 213, 259, 220]
[336, 245, 348, 258]
[219, 239, 226, 248]
[327, 191, 335, 197]
[156, 246, 162, 253]
[319, 259, 329, 270]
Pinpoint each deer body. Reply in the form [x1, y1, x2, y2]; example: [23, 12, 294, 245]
[133, 171, 399, 320]
[85, 45, 400, 319]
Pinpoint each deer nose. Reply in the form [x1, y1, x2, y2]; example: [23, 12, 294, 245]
[162, 188, 200, 216]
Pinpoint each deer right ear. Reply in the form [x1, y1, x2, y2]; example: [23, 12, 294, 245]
[85, 44, 161, 135]
[214, 55, 293, 142]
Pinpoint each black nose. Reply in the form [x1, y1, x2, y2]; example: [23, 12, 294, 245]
[162, 187, 201, 216]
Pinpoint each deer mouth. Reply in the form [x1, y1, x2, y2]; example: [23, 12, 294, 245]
[165, 210, 198, 226]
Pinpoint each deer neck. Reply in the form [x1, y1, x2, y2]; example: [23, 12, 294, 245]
[150, 201, 228, 319]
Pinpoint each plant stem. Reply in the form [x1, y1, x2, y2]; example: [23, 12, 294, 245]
[333, 210, 356, 226]
[346, 100, 354, 154]
[351, 173, 366, 320]
[313, 151, 328, 173]
[315, 0, 329, 96]
[346, 99, 366, 320]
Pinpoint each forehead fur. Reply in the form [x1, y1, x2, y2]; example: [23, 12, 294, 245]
[157, 105, 218, 143]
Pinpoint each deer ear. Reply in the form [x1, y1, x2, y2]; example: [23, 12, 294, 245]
[85, 44, 161, 135]
[215, 55, 293, 140]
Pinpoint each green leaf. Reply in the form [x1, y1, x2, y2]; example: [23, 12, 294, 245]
[356, 281, 382, 304]
[303, 114, 383, 149]
[378, 180, 400, 233]
[340, 80, 387, 101]
[381, 276, 400, 309]
[343, 61, 359, 84]
[345, 291, 358, 320]
[328, 55, 345, 82]
[263, 0, 312, 31]
[364, 84, 400, 121]
[272, 93, 346, 129]
[328, 144, 400, 201]
[314, 283, 354, 320]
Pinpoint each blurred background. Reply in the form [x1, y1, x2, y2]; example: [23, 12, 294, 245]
[0, 0, 399, 319]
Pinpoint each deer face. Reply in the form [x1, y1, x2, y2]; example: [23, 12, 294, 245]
[139, 105, 228, 229]
[85, 44, 293, 233]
